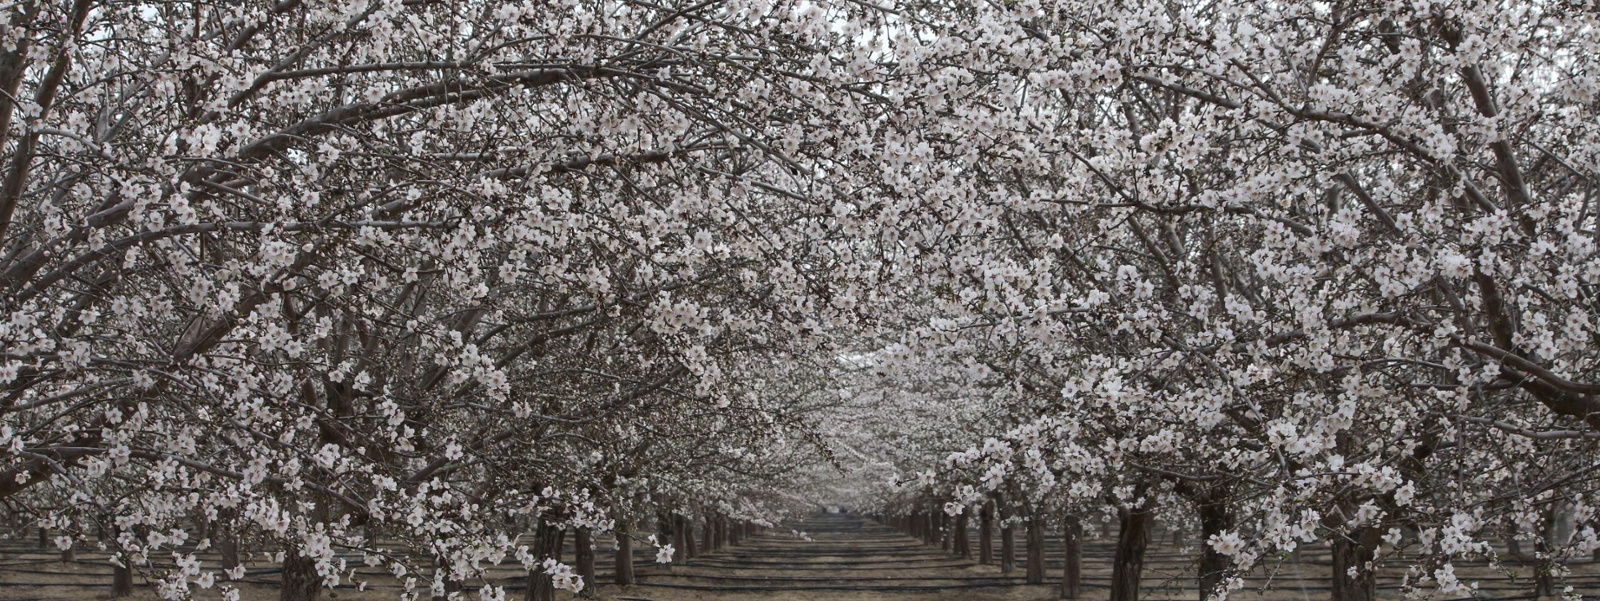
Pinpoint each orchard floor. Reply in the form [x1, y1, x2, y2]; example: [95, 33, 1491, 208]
[1, 513, 1596, 601]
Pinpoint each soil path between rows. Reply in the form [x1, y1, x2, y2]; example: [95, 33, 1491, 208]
[616, 512, 1044, 601]
[4, 513, 1595, 601]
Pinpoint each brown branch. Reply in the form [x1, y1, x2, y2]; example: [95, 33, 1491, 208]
[0, 0, 92, 245]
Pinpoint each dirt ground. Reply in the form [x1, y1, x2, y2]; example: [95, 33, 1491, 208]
[1, 515, 1596, 601]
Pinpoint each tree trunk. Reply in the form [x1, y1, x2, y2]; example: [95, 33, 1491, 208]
[684, 515, 700, 559]
[942, 510, 952, 551]
[955, 510, 971, 559]
[220, 536, 241, 571]
[1025, 505, 1045, 585]
[614, 525, 635, 585]
[702, 515, 715, 555]
[1197, 496, 1233, 601]
[1111, 501, 1154, 601]
[1535, 506, 1557, 598]
[59, 538, 74, 563]
[980, 501, 995, 565]
[1000, 504, 1017, 574]
[1330, 527, 1380, 601]
[1062, 514, 1083, 600]
[112, 554, 134, 597]
[281, 550, 323, 601]
[38, 525, 47, 548]
[575, 528, 595, 597]
[525, 520, 566, 601]
[672, 514, 690, 562]
[655, 511, 674, 568]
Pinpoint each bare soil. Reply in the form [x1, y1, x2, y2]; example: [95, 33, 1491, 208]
[1, 514, 1595, 601]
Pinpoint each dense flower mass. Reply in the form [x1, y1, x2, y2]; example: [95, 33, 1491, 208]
[2, 1, 1599, 601]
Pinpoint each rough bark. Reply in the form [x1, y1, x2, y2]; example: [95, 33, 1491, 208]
[575, 528, 595, 597]
[955, 510, 971, 559]
[112, 555, 134, 597]
[220, 536, 241, 571]
[672, 514, 690, 562]
[614, 525, 635, 585]
[1330, 527, 1380, 601]
[1062, 514, 1083, 600]
[1025, 504, 1045, 585]
[280, 550, 323, 601]
[1197, 496, 1233, 601]
[525, 520, 566, 601]
[683, 514, 699, 559]
[1111, 500, 1154, 601]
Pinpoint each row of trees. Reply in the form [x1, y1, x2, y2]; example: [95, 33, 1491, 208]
[7, 1, 1600, 601]
[0, 0, 892, 599]
[845, 1, 1600, 601]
